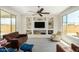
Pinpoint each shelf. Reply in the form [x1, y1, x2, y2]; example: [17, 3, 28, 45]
[26, 16, 54, 35]
[48, 29, 54, 30]
[26, 30, 32, 34]
[33, 29, 47, 30]
[33, 30, 46, 35]
[26, 29, 32, 30]
[48, 17, 54, 29]
[48, 30, 53, 34]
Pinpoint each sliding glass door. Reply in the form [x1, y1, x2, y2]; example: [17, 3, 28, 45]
[0, 10, 16, 38]
[63, 10, 79, 36]
[1, 10, 11, 37]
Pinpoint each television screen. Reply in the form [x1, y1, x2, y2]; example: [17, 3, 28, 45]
[34, 22, 45, 28]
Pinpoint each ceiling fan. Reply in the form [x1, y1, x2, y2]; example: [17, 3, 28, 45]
[28, 6, 50, 17]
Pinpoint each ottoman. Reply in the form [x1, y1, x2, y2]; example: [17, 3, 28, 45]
[20, 43, 34, 52]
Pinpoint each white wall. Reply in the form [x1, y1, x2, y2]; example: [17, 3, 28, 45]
[0, 6, 22, 34]
[59, 6, 79, 45]
[20, 15, 60, 38]
[53, 15, 60, 33]
[21, 15, 27, 34]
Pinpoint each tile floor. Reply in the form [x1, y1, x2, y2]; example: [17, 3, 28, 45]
[26, 38, 58, 52]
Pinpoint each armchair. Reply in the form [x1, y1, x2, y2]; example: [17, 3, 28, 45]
[50, 31, 61, 42]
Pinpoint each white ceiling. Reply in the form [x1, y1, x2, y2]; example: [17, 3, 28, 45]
[9, 6, 69, 16]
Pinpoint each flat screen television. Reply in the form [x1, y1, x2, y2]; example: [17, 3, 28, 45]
[34, 22, 45, 28]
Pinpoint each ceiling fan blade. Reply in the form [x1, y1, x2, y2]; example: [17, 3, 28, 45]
[40, 8, 44, 12]
[39, 13, 43, 16]
[37, 8, 44, 13]
[41, 12, 50, 14]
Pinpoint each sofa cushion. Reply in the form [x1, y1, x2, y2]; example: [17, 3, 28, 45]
[20, 43, 34, 52]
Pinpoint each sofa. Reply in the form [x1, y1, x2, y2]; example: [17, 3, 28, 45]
[71, 43, 79, 52]
[56, 43, 73, 52]
[3, 32, 28, 51]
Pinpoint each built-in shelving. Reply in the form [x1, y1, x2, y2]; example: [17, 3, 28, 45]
[26, 16, 54, 38]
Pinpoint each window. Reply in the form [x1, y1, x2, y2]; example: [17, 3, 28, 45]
[0, 10, 16, 38]
[63, 10, 79, 36]
[11, 15, 16, 32]
[1, 10, 11, 36]
[63, 15, 67, 34]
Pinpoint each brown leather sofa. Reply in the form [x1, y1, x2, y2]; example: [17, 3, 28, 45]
[71, 43, 79, 52]
[56, 44, 65, 52]
[3, 32, 28, 51]
[56, 43, 73, 52]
